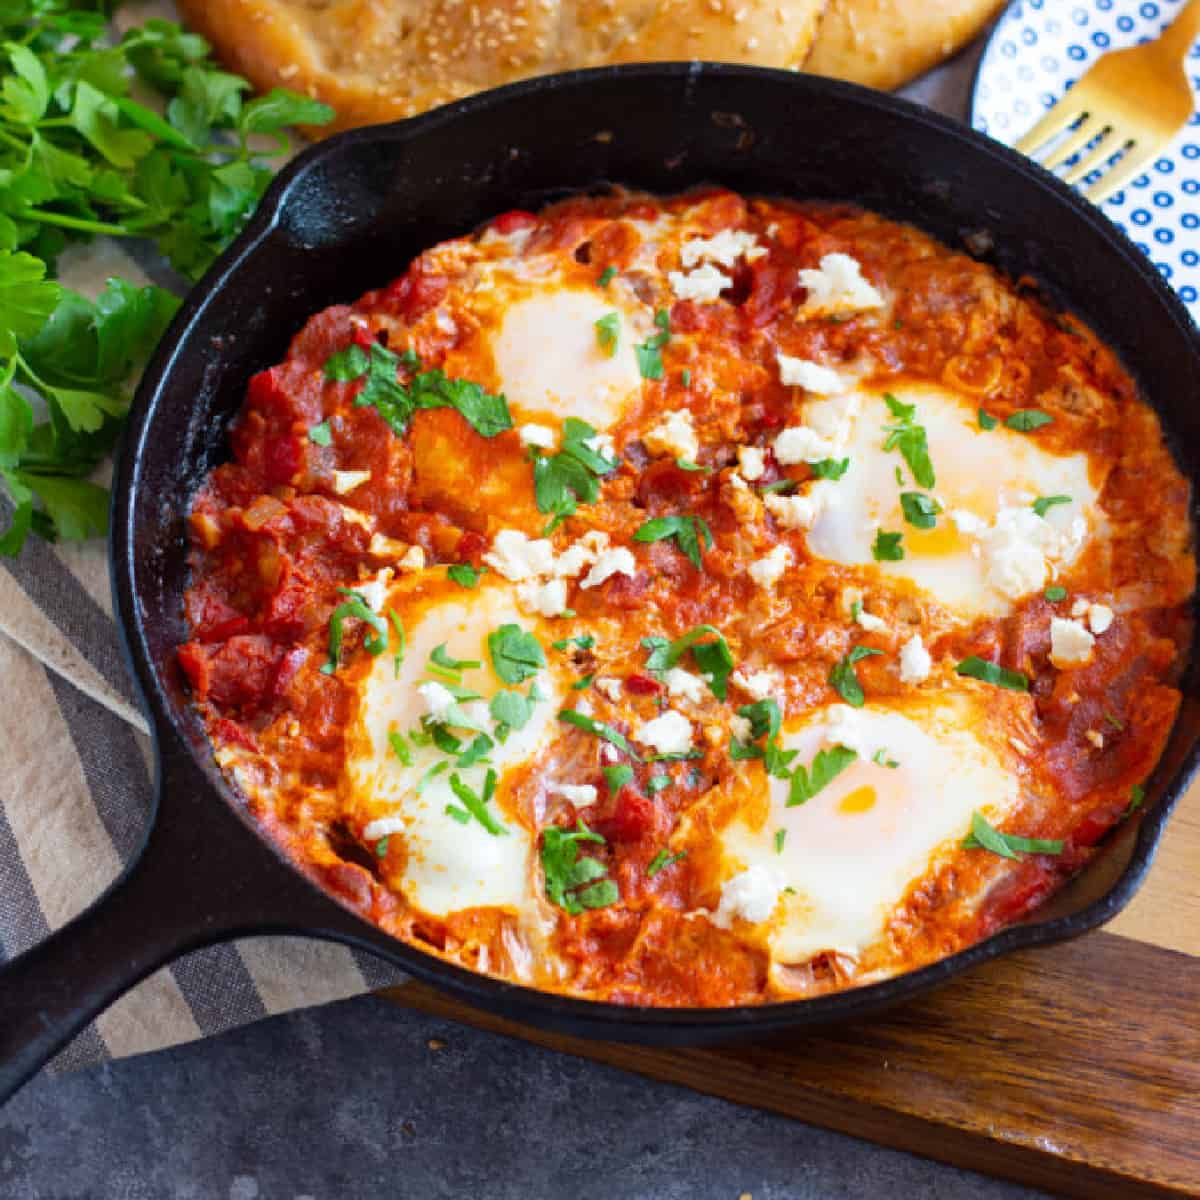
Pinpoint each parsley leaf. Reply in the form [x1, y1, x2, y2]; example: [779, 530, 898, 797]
[489, 688, 537, 739]
[882, 392, 935, 488]
[320, 591, 388, 674]
[323, 344, 369, 382]
[447, 562, 487, 589]
[955, 656, 1029, 691]
[1127, 784, 1146, 815]
[594, 311, 620, 356]
[1032, 494, 1071, 517]
[635, 308, 671, 380]
[1005, 409, 1053, 432]
[872, 530, 904, 561]
[597, 266, 616, 287]
[829, 645, 883, 707]
[900, 492, 940, 530]
[532, 416, 618, 525]
[642, 623, 734, 700]
[646, 848, 686, 877]
[633, 514, 712, 570]
[558, 708, 641, 760]
[488, 623, 545, 684]
[448, 770, 506, 836]
[603, 764, 634, 791]
[810, 457, 849, 480]
[788, 744, 857, 806]
[542, 821, 617, 914]
[1044, 586, 1067, 602]
[732, 698, 796, 778]
[431, 644, 481, 672]
[978, 409, 998, 430]
[308, 420, 332, 446]
[961, 811, 1062, 859]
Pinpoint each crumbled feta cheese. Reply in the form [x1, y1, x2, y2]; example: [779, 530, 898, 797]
[663, 667, 707, 704]
[580, 547, 637, 589]
[595, 677, 624, 702]
[643, 409, 699, 461]
[516, 577, 568, 617]
[484, 529, 557, 581]
[355, 569, 393, 613]
[549, 783, 598, 807]
[949, 509, 988, 537]
[680, 229, 762, 269]
[773, 425, 837, 465]
[363, 815, 406, 842]
[855, 607, 887, 633]
[339, 505, 374, 531]
[953, 506, 1089, 602]
[574, 696, 595, 717]
[798, 252, 885, 317]
[518, 423, 556, 451]
[824, 705, 867, 756]
[899, 634, 932, 684]
[748, 544, 792, 589]
[731, 715, 754, 742]
[712, 865, 783, 928]
[668, 263, 731, 302]
[600, 742, 620, 763]
[725, 472, 764, 526]
[731, 668, 781, 701]
[1088, 603, 1114, 635]
[332, 469, 371, 495]
[1050, 617, 1095, 667]
[584, 433, 617, 462]
[397, 545, 426, 572]
[776, 353, 849, 395]
[637, 709, 694, 756]
[418, 681, 456, 722]
[764, 492, 822, 531]
[1071, 598, 1091, 619]
[737, 446, 767, 481]
[1085, 729, 1105, 749]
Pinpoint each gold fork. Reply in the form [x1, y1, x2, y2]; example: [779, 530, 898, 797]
[1015, 0, 1200, 204]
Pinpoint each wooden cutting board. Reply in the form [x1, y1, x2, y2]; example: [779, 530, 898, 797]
[386, 779, 1200, 1198]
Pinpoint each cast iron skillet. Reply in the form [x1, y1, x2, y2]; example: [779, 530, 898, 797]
[1, 64, 1198, 1105]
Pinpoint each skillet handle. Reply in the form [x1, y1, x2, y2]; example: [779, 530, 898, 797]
[0, 743, 354, 1106]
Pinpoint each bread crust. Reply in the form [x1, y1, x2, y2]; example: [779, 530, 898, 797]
[805, 0, 1006, 91]
[176, 0, 826, 136]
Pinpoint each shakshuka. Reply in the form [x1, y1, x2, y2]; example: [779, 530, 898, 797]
[180, 189, 1194, 1006]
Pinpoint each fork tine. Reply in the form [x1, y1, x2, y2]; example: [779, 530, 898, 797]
[1040, 114, 1100, 172]
[1085, 142, 1155, 205]
[1014, 97, 1087, 157]
[1061, 128, 1123, 185]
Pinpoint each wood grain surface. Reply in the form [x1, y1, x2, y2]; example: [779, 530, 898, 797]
[386, 778, 1200, 1197]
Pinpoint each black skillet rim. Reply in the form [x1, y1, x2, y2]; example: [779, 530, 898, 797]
[112, 62, 1200, 1039]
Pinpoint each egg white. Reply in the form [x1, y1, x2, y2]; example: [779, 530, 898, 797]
[346, 579, 565, 918]
[803, 384, 1099, 614]
[718, 696, 1020, 964]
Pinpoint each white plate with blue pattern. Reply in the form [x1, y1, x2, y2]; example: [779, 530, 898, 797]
[971, 0, 1199, 323]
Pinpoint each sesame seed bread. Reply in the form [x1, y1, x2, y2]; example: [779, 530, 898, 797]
[804, 0, 1006, 91]
[175, 0, 828, 137]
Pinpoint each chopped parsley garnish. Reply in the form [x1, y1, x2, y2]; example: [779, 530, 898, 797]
[774, 829, 786, 853]
[961, 811, 1062, 860]
[872, 530, 904, 561]
[320, 589, 388, 674]
[375, 836, 390, 857]
[323, 341, 512, 439]
[488, 624, 545, 684]
[758, 479, 798, 495]
[308, 420, 332, 446]
[882, 392, 935, 488]
[978, 409, 998, 430]
[1032, 494, 1071, 517]
[1127, 784, 1146, 815]
[553, 633, 596, 652]
[531, 415, 619, 529]
[448, 770, 506, 836]
[646, 774, 672, 794]
[675, 458, 710, 472]
[542, 821, 618, 913]
[598, 266, 617, 287]
[872, 748, 899, 769]
[558, 708, 641, 760]
[810, 457, 850, 481]
[955, 656, 1029, 691]
[731, 699, 796, 778]
[646, 848, 686, 877]
[431, 644, 480, 673]
[642, 624, 735, 699]
[681, 368, 692, 388]
[633, 514, 712, 570]
[829, 645, 883, 707]
[447, 563, 487, 589]
[388, 730, 413, 767]
[490, 686, 539, 741]
[594, 311, 620, 357]
[571, 673, 595, 690]
[788, 744, 857, 806]
[900, 492, 941, 530]
[387, 609, 406, 678]
[603, 764, 634, 792]
[635, 308, 671, 380]
[1044, 586, 1067, 602]
[1005, 409, 1053, 432]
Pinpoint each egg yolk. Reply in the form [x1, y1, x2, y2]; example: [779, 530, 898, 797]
[838, 785, 878, 815]
[904, 522, 970, 558]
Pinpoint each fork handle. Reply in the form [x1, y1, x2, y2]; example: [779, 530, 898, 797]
[1159, 0, 1200, 57]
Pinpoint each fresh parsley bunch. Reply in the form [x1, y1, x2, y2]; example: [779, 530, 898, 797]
[0, 0, 333, 554]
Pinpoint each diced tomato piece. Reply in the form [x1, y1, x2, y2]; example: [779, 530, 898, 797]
[601, 787, 656, 843]
[636, 460, 708, 505]
[625, 674, 662, 696]
[489, 209, 538, 235]
[744, 257, 799, 327]
[210, 717, 257, 753]
[271, 646, 310, 700]
[382, 268, 449, 322]
[351, 325, 375, 351]
[185, 588, 251, 643]
[177, 635, 285, 714]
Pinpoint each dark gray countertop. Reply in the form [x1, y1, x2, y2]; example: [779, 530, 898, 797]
[1, 34, 1054, 1200]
